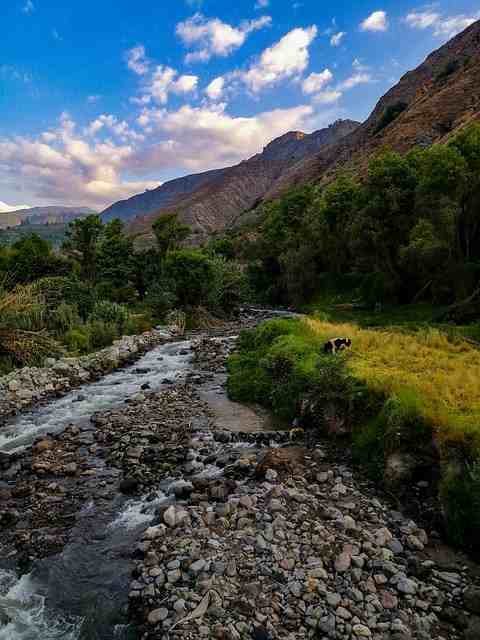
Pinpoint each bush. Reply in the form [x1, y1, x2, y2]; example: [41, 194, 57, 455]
[440, 461, 480, 548]
[89, 300, 130, 332]
[86, 320, 119, 350]
[145, 283, 177, 320]
[48, 302, 81, 334]
[63, 327, 91, 354]
[374, 101, 408, 134]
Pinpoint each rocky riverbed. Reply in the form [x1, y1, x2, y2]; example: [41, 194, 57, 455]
[1, 310, 480, 640]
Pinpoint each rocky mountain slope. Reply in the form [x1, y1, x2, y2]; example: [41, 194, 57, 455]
[267, 19, 480, 198]
[0, 205, 95, 230]
[102, 120, 359, 242]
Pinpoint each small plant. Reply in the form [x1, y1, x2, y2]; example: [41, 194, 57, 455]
[90, 300, 130, 332]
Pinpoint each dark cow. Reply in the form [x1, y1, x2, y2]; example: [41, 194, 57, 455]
[323, 337, 352, 354]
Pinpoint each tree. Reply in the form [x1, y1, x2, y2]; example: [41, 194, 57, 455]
[97, 219, 136, 301]
[152, 213, 191, 257]
[8, 234, 71, 284]
[63, 215, 104, 282]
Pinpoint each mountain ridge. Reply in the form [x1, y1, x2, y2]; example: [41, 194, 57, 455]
[0, 206, 96, 230]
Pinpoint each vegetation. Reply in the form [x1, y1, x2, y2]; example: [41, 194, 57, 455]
[228, 317, 480, 549]
[374, 101, 408, 134]
[236, 123, 480, 323]
[0, 213, 248, 372]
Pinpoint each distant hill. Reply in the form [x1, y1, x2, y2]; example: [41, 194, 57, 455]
[0, 201, 30, 213]
[0, 206, 96, 231]
[101, 120, 360, 242]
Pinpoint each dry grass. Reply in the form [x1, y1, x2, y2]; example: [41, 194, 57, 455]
[0, 283, 64, 366]
[305, 317, 480, 448]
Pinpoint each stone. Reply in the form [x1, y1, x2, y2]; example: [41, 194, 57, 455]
[163, 505, 177, 527]
[265, 469, 278, 482]
[335, 552, 351, 573]
[148, 608, 169, 624]
[353, 624, 372, 637]
[64, 462, 78, 475]
[396, 577, 417, 595]
[464, 587, 480, 615]
[119, 477, 139, 495]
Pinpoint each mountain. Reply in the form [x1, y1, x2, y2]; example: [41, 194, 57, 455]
[101, 120, 360, 241]
[267, 19, 480, 198]
[0, 206, 96, 230]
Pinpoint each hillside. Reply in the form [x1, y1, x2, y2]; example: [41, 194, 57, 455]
[267, 19, 480, 197]
[0, 206, 96, 231]
[102, 120, 359, 242]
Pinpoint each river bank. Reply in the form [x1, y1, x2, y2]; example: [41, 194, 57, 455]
[1, 311, 479, 639]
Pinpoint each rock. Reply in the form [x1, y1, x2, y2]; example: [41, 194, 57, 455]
[148, 608, 169, 624]
[396, 577, 417, 595]
[384, 452, 418, 487]
[353, 624, 372, 637]
[170, 480, 194, 499]
[464, 588, 480, 615]
[265, 469, 278, 482]
[464, 617, 480, 640]
[163, 505, 177, 527]
[64, 462, 78, 476]
[119, 478, 139, 495]
[34, 439, 54, 453]
[335, 551, 351, 573]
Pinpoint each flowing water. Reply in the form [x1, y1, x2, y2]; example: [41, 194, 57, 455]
[0, 330, 274, 639]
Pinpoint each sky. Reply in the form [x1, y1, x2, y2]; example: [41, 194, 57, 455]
[0, 0, 478, 211]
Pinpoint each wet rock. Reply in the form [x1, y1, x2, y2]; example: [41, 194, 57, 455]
[120, 477, 139, 494]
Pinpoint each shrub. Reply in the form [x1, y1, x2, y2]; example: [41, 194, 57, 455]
[89, 300, 129, 332]
[435, 59, 460, 82]
[374, 101, 408, 134]
[48, 302, 81, 334]
[63, 327, 91, 354]
[145, 283, 177, 320]
[86, 320, 119, 350]
[440, 461, 480, 548]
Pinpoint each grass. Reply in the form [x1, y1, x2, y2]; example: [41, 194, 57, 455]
[227, 315, 480, 549]
[305, 317, 480, 453]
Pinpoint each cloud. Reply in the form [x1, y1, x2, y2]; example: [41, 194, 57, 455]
[84, 114, 145, 141]
[135, 103, 315, 171]
[360, 10, 388, 32]
[338, 72, 373, 90]
[22, 0, 34, 14]
[205, 77, 225, 100]
[302, 69, 333, 95]
[52, 29, 62, 41]
[0, 113, 157, 209]
[0, 201, 30, 213]
[176, 13, 271, 63]
[240, 26, 318, 92]
[125, 45, 150, 76]
[87, 95, 102, 104]
[255, 0, 270, 8]
[137, 66, 198, 105]
[405, 11, 478, 39]
[312, 89, 342, 104]
[330, 31, 346, 46]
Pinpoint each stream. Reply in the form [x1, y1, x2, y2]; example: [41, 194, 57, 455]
[0, 326, 277, 639]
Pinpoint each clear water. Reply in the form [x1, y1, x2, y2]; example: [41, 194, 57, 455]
[0, 340, 193, 454]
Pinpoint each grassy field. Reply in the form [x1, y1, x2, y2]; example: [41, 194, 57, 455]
[306, 317, 480, 453]
[227, 314, 480, 548]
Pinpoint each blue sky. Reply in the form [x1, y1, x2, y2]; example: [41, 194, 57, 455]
[0, 0, 478, 211]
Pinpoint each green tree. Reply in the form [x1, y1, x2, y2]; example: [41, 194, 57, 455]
[97, 219, 136, 301]
[63, 215, 104, 282]
[153, 213, 191, 257]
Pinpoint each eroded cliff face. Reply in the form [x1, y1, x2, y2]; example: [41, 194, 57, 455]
[267, 19, 480, 198]
[121, 120, 359, 244]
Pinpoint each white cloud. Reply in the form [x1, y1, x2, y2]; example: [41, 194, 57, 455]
[125, 45, 150, 76]
[360, 10, 388, 32]
[87, 95, 102, 104]
[302, 69, 333, 95]
[404, 10, 478, 39]
[139, 66, 198, 105]
[0, 113, 156, 209]
[405, 11, 440, 29]
[240, 26, 318, 92]
[352, 58, 369, 71]
[338, 72, 373, 90]
[312, 89, 342, 104]
[135, 103, 314, 171]
[205, 76, 225, 100]
[255, 0, 270, 7]
[84, 114, 145, 142]
[330, 31, 346, 46]
[0, 201, 30, 213]
[176, 13, 271, 63]
[22, 0, 34, 14]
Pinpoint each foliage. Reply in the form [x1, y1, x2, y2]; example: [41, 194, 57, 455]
[152, 213, 191, 257]
[374, 101, 408, 134]
[435, 59, 460, 82]
[90, 300, 130, 332]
